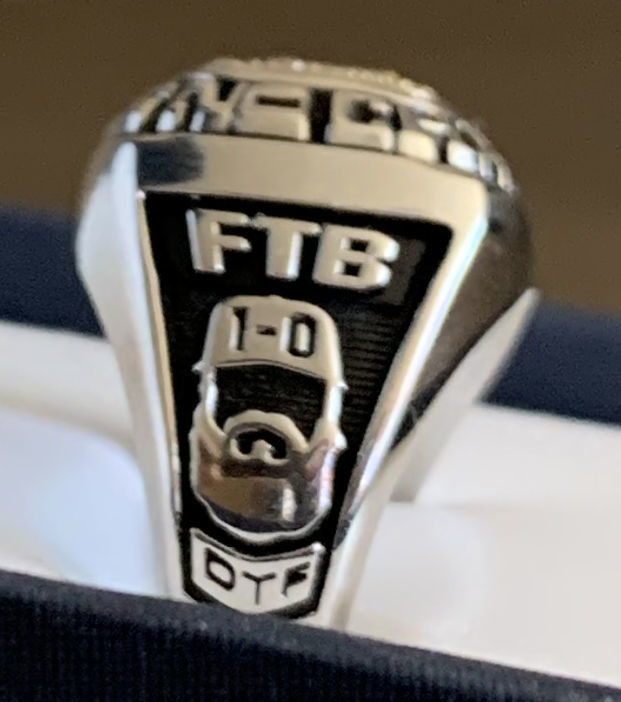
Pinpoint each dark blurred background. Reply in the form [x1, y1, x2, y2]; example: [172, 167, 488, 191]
[1, 1, 619, 310]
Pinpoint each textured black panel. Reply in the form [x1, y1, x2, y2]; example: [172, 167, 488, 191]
[145, 194, 449, 609]
[216, 366, 324, 439]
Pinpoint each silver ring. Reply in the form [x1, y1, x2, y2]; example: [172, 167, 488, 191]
[77, 57, 536, 625]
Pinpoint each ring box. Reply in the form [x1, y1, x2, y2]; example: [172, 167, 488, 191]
[1, 205, 620, 700]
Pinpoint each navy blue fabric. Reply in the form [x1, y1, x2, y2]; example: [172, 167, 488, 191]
[0, 568, 619, 702]
[2, 204, 620, 426]
[487, 304, 621, 425]
[0, 204, 100, 335]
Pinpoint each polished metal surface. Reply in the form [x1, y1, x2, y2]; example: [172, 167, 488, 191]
[186, 207, 400, 289]
[190, 530, 325, 615]
[77, 57, 535, 623]
[191, 294, 346, 542]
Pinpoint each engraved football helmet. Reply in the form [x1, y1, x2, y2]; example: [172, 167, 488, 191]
[190, 295, 347, 542]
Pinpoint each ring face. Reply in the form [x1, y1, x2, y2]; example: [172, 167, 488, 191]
[79, 58, 532, 620]
[144, 174, 449, 615]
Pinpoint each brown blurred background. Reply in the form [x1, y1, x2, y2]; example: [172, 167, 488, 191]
[1, 1, 619, 311]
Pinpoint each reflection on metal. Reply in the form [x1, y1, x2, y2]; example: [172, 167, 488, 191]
[191, 295, 346, 543]
[122, 57, 514, 192]
[187, 208, 400, 290]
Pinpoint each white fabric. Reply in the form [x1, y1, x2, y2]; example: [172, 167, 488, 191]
[2, 321, 621, 686]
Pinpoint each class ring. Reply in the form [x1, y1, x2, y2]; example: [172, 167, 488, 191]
[77, 57, 536, 626]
